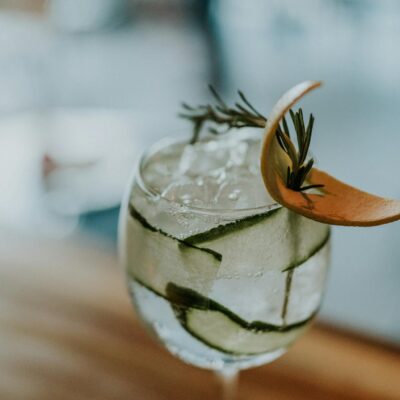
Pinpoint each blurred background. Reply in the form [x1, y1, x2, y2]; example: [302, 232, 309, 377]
[0, 0, 399, 359]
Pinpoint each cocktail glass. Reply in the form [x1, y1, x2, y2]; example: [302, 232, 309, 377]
[119, 131, 330, 398]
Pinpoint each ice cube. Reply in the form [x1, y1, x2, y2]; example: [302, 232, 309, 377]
[178, 138, 249, 178]
[226, 141, 248, 168]
[235, 177, 273, 209]
[178, 141, 228, 177]
[161, 176, 221, 208]
[149, 134, 273, 210]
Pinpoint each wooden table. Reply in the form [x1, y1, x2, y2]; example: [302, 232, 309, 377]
[0, 232, 399, 400]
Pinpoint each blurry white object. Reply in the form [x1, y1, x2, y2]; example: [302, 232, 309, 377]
[0, 110, 141, 237]
[48, 0, 129, 32]
[43, 110, 139, 216]
[0, 10, 209, 118]
[0, 114, 77, 237]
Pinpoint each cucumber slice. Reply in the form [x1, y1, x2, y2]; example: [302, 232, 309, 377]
[126, 204, 329, 354]
[185, 207, 329, 275]
[166, 283, 314, 355]
[282, 229, 330, 272]
[175, 308, 311, 355]
[184, 208, 329, 324]
[126, 205, 221, 297]
[129, 204, 221, 261]
[185, 207, 280, 244]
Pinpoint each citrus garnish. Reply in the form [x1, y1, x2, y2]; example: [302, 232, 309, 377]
[260, 81, 400, 226]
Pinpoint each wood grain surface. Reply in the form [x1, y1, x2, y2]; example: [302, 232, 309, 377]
[0, 232, 399, 400]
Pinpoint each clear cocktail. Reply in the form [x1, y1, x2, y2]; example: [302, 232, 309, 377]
[119, 130, 330, 371]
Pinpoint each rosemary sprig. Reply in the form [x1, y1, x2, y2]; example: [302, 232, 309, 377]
[276, 110, 324, 191]
[180, 85, 266, 145]
[180, 87, 323, 192]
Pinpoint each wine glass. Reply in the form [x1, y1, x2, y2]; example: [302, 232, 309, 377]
[119, 132, 330, 398]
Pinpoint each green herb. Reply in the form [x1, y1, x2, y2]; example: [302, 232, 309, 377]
[276, 109, 324, 191]
[180, 85, 266, 145]
[180, 86, 323, 192]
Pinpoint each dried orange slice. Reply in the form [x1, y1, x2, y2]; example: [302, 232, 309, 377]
[260, 81, 400, 226]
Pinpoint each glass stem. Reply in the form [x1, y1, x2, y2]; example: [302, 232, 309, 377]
[216, 367, 239, 400]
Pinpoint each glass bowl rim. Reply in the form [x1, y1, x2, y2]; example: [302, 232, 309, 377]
[134, 134, 281, 218]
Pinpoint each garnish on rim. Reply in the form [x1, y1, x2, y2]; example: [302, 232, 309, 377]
[180, 85, 266, 144]
[260, 80, 400, 227]
[275, 108, 323, 191]
[180, 86, 319, 191]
